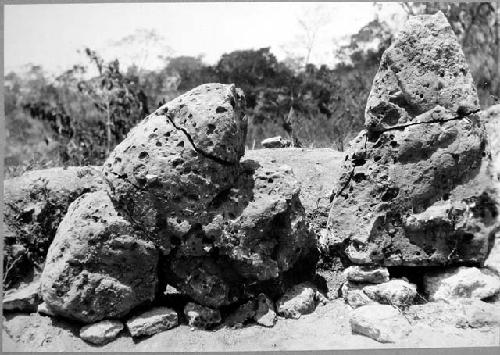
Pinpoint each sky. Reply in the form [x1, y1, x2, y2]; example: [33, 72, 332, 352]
[4, 2, 404, 75]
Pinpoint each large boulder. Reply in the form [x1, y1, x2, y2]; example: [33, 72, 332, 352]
[102, 83, 247, 252]
[3, 166, 106, 288]
[102, 84, 316, 308]
[40, 191, 158, 323]
[160, 158, 316, 307]
[326, 12, 498, 266]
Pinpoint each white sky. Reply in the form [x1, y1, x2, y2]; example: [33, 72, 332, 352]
[4, 2, 404, 75]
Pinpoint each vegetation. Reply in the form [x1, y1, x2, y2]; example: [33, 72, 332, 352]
[4, 2, 499, 177]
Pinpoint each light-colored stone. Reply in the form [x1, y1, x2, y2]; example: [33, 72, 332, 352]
[261, 136, 292, 148]
[184, 302, 221, 329]
[37, 302, 56, 317]
[80, 320, 123, 345]
[126, 307, 178, 338]
[344, 266, 389, 284]
[3, 280, 41, 312]
[344, 288, 375, 309]
[277, 283, 317, 319]
[424, 266, 500, 301]
[363, 279, 417, 306]
[40, 191, 158, 323]
[254, 294, 277, 327]
[350, 304, 411, 343]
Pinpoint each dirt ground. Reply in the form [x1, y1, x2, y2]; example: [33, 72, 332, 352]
[3, 299, 499, 352]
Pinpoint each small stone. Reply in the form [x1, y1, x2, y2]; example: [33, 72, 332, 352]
[37, 302, 56, 317]
[344, 266, 390, 284]
[184, 302, 221, 329]
[3, 280, 41, 312]
[261, 136, 292, 148]
[350, 304, 411, 343]
[424, 267, 500, 301]
[80, 320, 123, 345]
[277, 283, 317, 319]
[126, 307, 178, 338]
[254, 294, 277, 327]
[363, 279, 417, 306]
[343, 287, 375, 309]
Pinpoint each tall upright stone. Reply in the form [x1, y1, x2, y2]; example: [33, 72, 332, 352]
[326, 12, 498, 266]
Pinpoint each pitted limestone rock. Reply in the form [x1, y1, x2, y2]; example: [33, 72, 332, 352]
[3, 166, 106, 288]
[326, 12, 498, 267]
[40, 191, 158, 323]
[102, 84, 247, 253]
[365, 11, 479, 132]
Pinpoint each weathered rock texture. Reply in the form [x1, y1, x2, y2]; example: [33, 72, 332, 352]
[483, 105, 500, 275]
[126, 307, 178, 338]
[102, 83, 316, 308]
[277, 283, 319, 319]
[245, 148, 344, 233]
[326, 12, 498, 266]
[350, 304, 411, 343]
[2, 279, 41, 312]
[3, 166, 106, 288]
[424, 267, 500, 301]
[80, 320, 123, 345]
[184, 302, 221, 329]
[40, 191, 158, 323]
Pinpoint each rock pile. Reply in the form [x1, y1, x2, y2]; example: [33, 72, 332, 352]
[4, 83, 319, 343]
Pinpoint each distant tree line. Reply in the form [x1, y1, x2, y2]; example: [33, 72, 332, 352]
[4, 2, 498, 176]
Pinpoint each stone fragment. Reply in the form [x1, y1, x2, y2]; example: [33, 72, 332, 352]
[184, 302, 221, 329]
[40, 191, 158, 323]
[254, 293, 277, 327]
[2, 280, 41, 312]
[3, 166, 106, 288]
[126, 307, 178, 338]
[277, 283, 318, 319]
[326, 11, 498, 267]
[350, 304, 411, 343]
[424, 267, 500, 301]
[342, 285, 375, 309]
[80, 320, 123, 345]
[344, 266, 389, 284]
[363, 279, 417, 306]
[261, 136, 292, 148]
[224, 300, 256, 328]
[37, 302, 56, 317]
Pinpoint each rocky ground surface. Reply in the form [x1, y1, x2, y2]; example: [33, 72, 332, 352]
[3, 299, 499, 352]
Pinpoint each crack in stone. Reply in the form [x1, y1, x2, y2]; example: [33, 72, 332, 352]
[164, 113, 237, 167]
[333, 109, 481, 201]
[376, 108, 481, 133]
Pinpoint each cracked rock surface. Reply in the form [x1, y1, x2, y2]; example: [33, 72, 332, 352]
[326, 12, 499, 266]
[102, 83, 316, 308]
[40, 190, 159, 323]
[3, 166, 107, 289]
